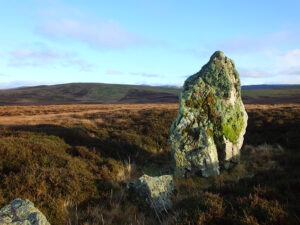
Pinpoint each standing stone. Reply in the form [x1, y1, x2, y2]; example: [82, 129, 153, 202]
[169, 51, 248, 177]
[0, 199, 50, 225]
[129, 175, 174, 213]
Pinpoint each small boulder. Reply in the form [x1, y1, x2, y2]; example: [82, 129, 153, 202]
[0, 199, 50, 225]
[130, 174, 174, 213]
[169, 51, 248, 177]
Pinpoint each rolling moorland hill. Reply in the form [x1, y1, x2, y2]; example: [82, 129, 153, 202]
[0, 83, 300, 105]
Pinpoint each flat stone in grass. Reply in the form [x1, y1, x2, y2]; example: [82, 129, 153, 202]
[130, 174, 174, 213]
[0, 199, 50, 225]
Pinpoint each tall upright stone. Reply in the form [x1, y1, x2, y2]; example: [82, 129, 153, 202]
[169, 51, 248, 177]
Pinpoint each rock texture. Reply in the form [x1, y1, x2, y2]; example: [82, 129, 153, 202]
[130, 175, 174, 213]
[169, 51, 248, 177]
[0, 199, 50, 225]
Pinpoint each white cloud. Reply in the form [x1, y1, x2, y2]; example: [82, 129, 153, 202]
[216, 31, 299, 53]
[280, 68, 300, 76]
[134, 80, 182, 87]
[237, 48, 300, 83]
[277, 76, 300, 84]
[267, 49, 300, 78]
[105, 70, 162, 78]
[106, 69, 124, 75]
[37, 18, 144, 49]
[8, 46, 93, 72]
[130, 72, 161, 78]
[275, 49, 300, 69]
[238, 68, 271, 78]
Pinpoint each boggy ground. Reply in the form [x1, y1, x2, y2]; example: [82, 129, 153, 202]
[0, 103, 299, 225]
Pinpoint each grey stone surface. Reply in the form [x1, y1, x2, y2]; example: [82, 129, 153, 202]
[0, 199, 50, 225]
[131, 174, 174, 213]
[169, 51, 248, 177]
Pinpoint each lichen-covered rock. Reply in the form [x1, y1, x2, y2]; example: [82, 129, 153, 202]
[0, 199, 50, 225]
[130, 174, 174, 213]
[170, 51, 248, 177]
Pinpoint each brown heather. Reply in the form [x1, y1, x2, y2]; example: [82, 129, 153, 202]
[0, 103, 299, 225]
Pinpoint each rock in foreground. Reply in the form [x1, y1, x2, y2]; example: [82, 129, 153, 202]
[169, 51, 248, 177]
[130, 174, 174, 213]
[0, 199, 50, 225]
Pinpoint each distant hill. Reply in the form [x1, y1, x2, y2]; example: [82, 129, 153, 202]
[0, 83, 299, 105]
[0, 83, 180, 105]
[242, 85, 300, 104]
[242, 84, 300, 90]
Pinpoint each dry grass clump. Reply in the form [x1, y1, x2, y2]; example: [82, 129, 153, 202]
[0, 104, 299, 224]
[242, 144, 285, 171]
[170, 141, 295, 225]
[0, 130, 98, 224]
[174, 192, 225, 225]
[0, 105, 178, 225]
[238, 192, 287, 225]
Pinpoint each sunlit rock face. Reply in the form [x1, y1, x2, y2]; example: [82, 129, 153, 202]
[130, 174, 174, 213]
[0, 199, 50, 225]
[169, 51, 248, 177]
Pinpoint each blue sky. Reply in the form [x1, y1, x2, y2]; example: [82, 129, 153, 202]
[0, 0, 299, 88]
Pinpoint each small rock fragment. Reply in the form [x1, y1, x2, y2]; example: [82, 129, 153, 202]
[0, 199, 50, 225]
[130, 174, 174, 213]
